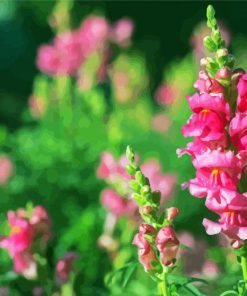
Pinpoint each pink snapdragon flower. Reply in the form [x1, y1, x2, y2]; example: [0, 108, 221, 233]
[141, 159, 177, 203]
[237, 74, 247, 112]
[101, 189, 137, 217]
[230, 112, 247, 151]
[56, 252, 78, 283]
[110, 18, 134, 47]
[184, 150, 242, 197]
[182, 93, 230, 142]
[0, 156, 13, 185]
[155, 84, 178, 106]
[194, 70, 224, 94]
[155, 226, 180, 267]
[0, 206, 51, 278]
[133, 224, 157, 271]
[203, 188, 247, 247]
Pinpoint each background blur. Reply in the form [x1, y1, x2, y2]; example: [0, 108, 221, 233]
[0, 1, 247, 295]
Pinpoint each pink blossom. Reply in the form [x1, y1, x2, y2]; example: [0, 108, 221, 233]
[151, 114, 171, 133]
[37, 31, 83, 75]
[203, 189, 247, 247]
[141, 159, 176, 203]
[101, 189, 137, 217]
[110, 18, 134, 47]
[30, 206, 51, 243]
[202, 260, 219, 279]
[56, 252, 78, 283]
[155, 84, 178, 106]
[194, 70, 224, 94]
[14, 252, 37, 279]
[184, 150, 242, 197]
[97, 152, 117, 180]
[155, 226, 179, 267]
[133, 224, 157, 271]
[177, 137, 227, 159]
[182, 93, 230, 142]
[79, 16, 109, 57]
[230, 112, 247, 151]
[0, 156, 13, 185]
[1, 212, 33, 255]
[237, 74, 247, 112]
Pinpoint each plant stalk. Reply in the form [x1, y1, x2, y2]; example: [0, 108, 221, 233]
[241, 256, 247, 290]
[159, 271, 169, 296]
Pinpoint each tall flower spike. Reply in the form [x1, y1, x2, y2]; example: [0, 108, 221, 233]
[179, 4, 247, 290]
[126, 146, 180, 295]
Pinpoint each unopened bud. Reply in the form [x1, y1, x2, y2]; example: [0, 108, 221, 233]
[215, 67, 231, 80]
[216, 48, 228, 58]
[200, 58, 209, 67]
[141, 205, 153, 215]
[167, 207, 179, 221]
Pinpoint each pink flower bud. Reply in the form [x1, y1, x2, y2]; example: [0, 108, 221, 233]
[141, 205, 153, 215]
[155, 226, 179, 267]
[215, 67, 231, 80]
[167, 207, 179, 221]
[111, 18, 134, 47]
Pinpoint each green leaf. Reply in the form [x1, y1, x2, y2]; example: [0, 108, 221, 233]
[183, 283, 206, 296]
[168, 275, 208, 286]
[220, 291, 238, 296]
[104, 261, 138, 288]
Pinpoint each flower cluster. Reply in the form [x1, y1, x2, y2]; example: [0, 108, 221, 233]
[37, 16, 134, 77]
[126, 146, 180, 278]
[0, 205, 51, 278]
[179, 6, 247, 249]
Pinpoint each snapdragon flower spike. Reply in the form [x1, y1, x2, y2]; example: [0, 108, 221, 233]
[179, 5, 247, 252]
[126, 146, 180, 279]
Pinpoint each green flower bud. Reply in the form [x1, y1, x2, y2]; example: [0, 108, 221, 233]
[126, 145, 134, 162]
[135, 171, 146, 185]
[203, 36, 217, 52]
[129, 180, 140, 192]
[126, 163, 138, 176]
[207, 5, 215, 20]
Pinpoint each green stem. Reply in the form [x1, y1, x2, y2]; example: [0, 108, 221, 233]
[241, 256, 247, 290]
[159, 271, 170, 296]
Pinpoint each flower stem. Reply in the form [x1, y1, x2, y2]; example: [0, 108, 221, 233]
[241, 256, 247, 289]
[159, 271, 170, 296]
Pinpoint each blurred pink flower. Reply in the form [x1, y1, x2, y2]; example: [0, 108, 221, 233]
[0, 156, 13, 185]
[151, 113, 171, 133]
[110, 18, 134, 47]
[0, 206, 51, 278]
[56, 252, 78, 283]
[101, 189, 137, 217]
[155, 226, 179, 267]
[141, 159, 176, 203]
[202, 260, 219, 279]
[155, 84, 179, 106]
[79, 16, 109, 57]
